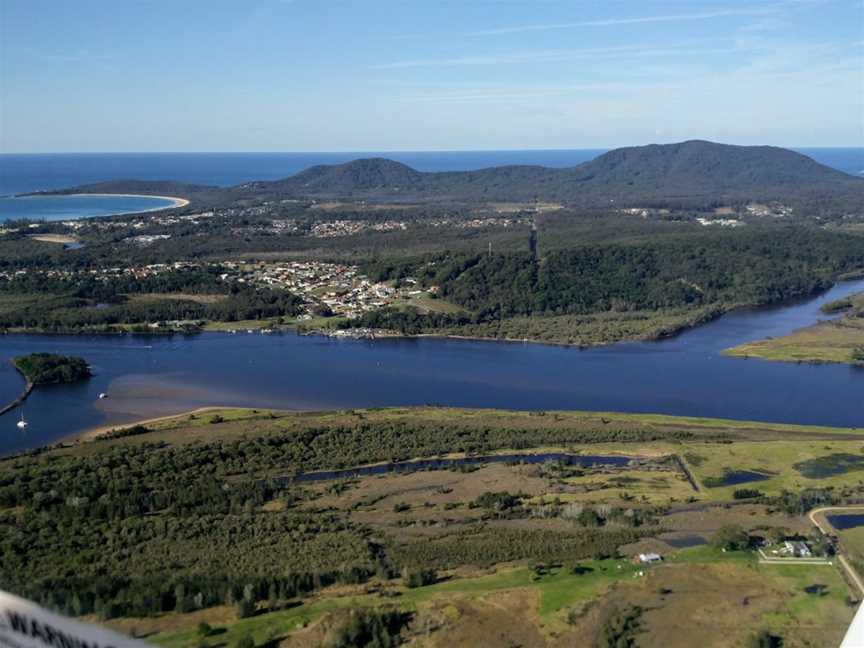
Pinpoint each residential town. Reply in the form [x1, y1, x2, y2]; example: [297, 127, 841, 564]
[224, 260, 433, 318]
[0, 259, 436, 321]
[2, 200, 529, 242]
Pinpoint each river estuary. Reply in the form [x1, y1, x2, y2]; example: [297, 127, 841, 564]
[1, 278, 863, 455]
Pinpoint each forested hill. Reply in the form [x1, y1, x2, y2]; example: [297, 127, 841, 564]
[42, 179, 225, 203]
[258, 140, 862, 207]
[46, 140, 864, 211]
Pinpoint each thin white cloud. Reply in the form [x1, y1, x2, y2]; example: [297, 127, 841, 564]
[373, 44, 727, 69]
[468, 7, 776, 36]
[401, 82, 652, 105]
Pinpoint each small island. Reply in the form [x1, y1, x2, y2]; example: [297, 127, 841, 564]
[12, 353, 91, 385]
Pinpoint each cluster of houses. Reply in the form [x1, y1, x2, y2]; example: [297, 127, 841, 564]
[617, 207, 671, 219]
[124, 234, 172, 246]
[695, 217, 745, 228]
[0, 261, 202, 284]
[746, 202, 794, 218]
[425, 217, 520, 229]
[0, 223, 44, 236]
[219, 260, 432, 319]
[6, 196, 534, 248]
[60, 210, 220, 232]
[0, 256, 435, 322]
[309, 220, 408, 238]
[268, 219, 300, 234]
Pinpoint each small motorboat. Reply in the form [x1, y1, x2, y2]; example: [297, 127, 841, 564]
[16, 411, 27, 429]
[98, 392, 108, 400]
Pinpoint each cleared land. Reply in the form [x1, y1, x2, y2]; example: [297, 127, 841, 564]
[29, 234, 79, 244]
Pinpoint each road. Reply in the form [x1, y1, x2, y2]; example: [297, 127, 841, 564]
[809, 506, 864, 596]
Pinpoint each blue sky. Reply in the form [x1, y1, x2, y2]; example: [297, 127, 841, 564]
[1, 0, 862, 152]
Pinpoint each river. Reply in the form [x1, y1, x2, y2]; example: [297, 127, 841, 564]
[1, 278, 863, 455]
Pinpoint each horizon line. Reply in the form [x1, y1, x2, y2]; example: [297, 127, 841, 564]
[2, 144, 864, 156]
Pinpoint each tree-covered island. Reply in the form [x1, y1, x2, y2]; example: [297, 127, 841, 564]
[12, 353, 92, 385]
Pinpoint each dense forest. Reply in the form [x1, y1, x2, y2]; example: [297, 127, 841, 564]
[353, 226, 864, 338]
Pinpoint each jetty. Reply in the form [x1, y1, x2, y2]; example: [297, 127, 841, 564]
[0, 379, 33, 417]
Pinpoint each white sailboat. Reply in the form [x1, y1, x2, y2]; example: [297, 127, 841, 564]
[16, 410, 27, 429]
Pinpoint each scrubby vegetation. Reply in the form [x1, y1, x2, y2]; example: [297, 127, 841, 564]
[0, 414, 673, 620]
[0, 406, 860, 646]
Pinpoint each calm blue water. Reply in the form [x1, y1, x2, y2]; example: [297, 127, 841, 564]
[0, 148, 860, 196]
[1, 277, 863, 456]
[0, 194, 179, 223]
[827, 514, 864, 531]
[707, 470, 772, 487]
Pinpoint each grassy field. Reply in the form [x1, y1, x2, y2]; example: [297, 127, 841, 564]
[129, 293, 227, 305]
[203, 315, 345, 332]
[678, 440, 864, 499]
[105, 547, 852, 648]
[392, 292, 466, 315]
[724, 320, 864, 364]
[724, 291, 864, 365]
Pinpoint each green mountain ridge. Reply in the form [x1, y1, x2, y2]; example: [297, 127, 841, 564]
[42, 140, 864, 211]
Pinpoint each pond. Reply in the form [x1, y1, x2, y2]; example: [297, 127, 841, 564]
[826, 514, 864, 531]
[793, 453, 864, 479]
[703, 470, 774, 488]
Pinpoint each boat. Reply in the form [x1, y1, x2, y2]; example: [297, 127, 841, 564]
[98, 392, 108, 400]
[16, 411, 27, 429]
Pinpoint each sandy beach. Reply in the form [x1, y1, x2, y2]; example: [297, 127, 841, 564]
[72, 406, 236, 443]
[69, 193, 191, 210]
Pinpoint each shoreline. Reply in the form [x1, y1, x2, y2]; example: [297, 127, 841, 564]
[1, 272, 861, 348]
[70, 406, 244, 443]
[69, 193, 190, 210]
[64, 402, 864, 451]
[9, 192, 190, 218]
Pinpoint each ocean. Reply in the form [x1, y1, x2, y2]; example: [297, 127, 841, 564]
[0, 194, 182, 223]
[1, 148, 861, 196]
